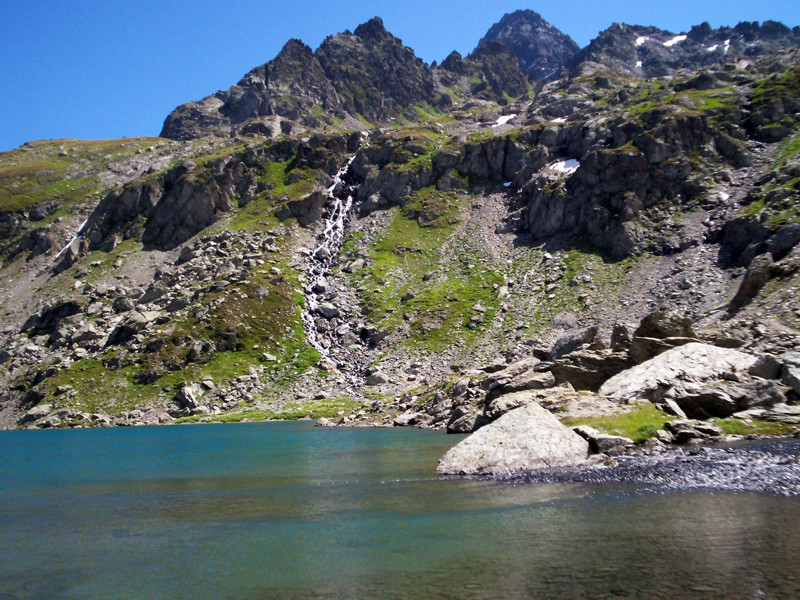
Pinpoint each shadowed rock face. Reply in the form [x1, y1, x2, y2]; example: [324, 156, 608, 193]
[477, 9, 580, 81]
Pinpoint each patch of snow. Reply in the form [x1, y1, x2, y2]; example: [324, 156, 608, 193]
[707, 44, 719, 52]
[636, 60, 643, 68]
[492, 114, 516, 128]
[551, 117, 566, 124]
[635, 36, 649, 46]
[663, 35, 687, 47]
[503, 181, 512, 188]
[550, 159, 580, 175]
[724, 39, 731, 54]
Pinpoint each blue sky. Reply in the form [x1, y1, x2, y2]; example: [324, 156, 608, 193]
[1, 0, 798, 152]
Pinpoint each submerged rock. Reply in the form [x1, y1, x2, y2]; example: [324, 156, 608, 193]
[437, 402, 590, 476]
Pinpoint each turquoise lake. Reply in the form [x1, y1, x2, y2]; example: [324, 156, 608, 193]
[1, 421, 799, 599]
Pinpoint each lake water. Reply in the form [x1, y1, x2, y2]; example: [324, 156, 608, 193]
[1, 422, 799, 600]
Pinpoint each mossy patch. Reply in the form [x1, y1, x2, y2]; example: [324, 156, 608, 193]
[560, 403, 672, 443]
[349, 205, 504, 352]
[710, 418, 798, 437]
[175, 396, 362, 424]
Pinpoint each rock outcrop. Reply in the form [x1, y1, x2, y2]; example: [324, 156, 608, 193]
[599, 343, 783, 418]
[477, 9, 580, 81]
[437, 402, 590, 476]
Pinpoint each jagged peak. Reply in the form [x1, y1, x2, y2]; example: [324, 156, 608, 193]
[440, 50, 464, 72]
[478, 9, 579, 81]
[353, 16, 390, 42]
[468, 40, 517, 61]
[491, 9, 547, 26]
[278, 38, 314, 56]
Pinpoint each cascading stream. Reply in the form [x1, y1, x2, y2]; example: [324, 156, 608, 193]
[300, 156, 363, 390]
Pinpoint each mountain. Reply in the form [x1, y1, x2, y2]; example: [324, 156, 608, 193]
[477, 9, 580, 80]
[161, 17, 441, 140]
[568, 20, 800, 78]
[1, 13, 800, 443]
[161, 16, 532, 141]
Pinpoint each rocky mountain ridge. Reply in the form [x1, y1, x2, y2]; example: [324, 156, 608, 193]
[1, 12, 799, 451]
[161, 12, 800, 142]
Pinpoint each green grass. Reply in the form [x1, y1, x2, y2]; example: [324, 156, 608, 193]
[0, 137, 162, 213]
[258, 160, 321, 203]
[175, 396, 362, 424]
[348, 205, 505, 352]
[36, 259, 321, 414]
[773, 131, 800, 168]
[711, 418, 798, 437]
[560, 403, 673, 443]
[741, 197, 766, 216]
[39, 358, 155, 414]
[401, 187, 461, 228]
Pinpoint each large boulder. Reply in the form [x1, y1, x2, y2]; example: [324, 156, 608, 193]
[633, 311, 696, 339]
[550, 349, 632, 391]
[436, 402, 590, 476]
[480, 357, 555, 399]
[599, 343, 773, 418]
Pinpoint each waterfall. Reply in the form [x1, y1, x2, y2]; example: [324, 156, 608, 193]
[301, 156, 358, 368]
[54, 218, 89, 260]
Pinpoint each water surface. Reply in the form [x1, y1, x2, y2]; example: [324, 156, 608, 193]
[1, 422, 798, 599]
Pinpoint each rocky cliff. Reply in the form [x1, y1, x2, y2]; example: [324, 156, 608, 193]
[1, 13, 800, 444]
[477, 9, 580, 80]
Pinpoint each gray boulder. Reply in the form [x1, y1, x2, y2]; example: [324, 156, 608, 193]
[316, 302, 340, 319]
[550, 349, 632, 391]
[633, 311, 696, 339]
[436, 402, 590, 476]
[572, 425, 635, 455]
[729, 253, 774, 311]
[628, 336, 700, 364]
[480, 357, 541, 392]
[600, 343, 767, 418]
[663, 420, 723, 444]
[446, 405, 488, 433]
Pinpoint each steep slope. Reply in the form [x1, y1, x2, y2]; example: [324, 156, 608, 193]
[1, 15, 800, 436]
[478, 9, 580, 81]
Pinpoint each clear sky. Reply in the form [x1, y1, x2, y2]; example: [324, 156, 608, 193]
[1, 0, 798, 152]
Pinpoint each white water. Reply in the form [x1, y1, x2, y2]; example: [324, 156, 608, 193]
[54, 218, 88, 260]
[301, 157, 356, 365]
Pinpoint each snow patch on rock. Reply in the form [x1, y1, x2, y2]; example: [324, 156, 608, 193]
[664, 35, 687, 47]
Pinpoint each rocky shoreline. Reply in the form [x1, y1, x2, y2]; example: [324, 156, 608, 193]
[506, 438, 800, 497]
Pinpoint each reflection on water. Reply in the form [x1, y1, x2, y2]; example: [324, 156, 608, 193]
[0, 422, 798, 600]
